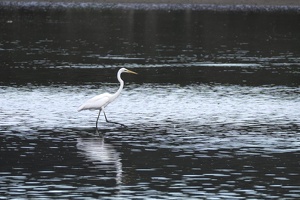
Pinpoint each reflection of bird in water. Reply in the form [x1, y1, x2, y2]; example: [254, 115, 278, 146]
[76, 136, 122, 185]
[78, 68, 138, 131]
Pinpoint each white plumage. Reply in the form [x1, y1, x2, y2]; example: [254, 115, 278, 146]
[78, 68, 137, 130]
[78, 93, 111, 111]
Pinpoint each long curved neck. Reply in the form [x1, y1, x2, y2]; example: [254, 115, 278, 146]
[111, 70, 124, 100]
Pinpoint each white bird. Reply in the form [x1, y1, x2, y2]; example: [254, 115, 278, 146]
[78, 68, 138, 130]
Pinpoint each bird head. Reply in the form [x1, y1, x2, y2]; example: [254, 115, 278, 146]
[122, 68, 138, 75]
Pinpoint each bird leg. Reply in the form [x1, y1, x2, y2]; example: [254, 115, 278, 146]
[95, 109, 101, 132]
[103, 110, 127, 128]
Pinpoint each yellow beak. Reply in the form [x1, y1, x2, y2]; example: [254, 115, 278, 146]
[126, 69, 138, 75]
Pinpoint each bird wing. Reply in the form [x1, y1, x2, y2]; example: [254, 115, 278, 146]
[78, 93, 112, 111]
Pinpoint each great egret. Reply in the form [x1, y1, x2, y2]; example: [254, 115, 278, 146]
[78, 68, 137, 130]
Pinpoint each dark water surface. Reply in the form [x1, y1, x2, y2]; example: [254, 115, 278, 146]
[0, 3, 300, 199]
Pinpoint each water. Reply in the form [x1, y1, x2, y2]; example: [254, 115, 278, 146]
[0, 3, 300, 199]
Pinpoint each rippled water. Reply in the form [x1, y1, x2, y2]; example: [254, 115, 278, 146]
[0, 3, 300, 199]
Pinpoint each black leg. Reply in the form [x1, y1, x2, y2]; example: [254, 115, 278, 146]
[103, 110, 127, 128]
[95, 109, 101, 132]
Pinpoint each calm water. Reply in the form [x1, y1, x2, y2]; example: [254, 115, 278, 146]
[0, 3, 300, 199]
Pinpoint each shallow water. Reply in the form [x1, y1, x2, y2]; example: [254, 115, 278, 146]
[1, 84, 299, 199]
[0, 3, 300, 199]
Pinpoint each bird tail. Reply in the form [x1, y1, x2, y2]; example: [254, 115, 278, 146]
[77, 105, 85, 112]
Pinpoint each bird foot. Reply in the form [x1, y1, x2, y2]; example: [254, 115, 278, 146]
[106, 120, 127, 128]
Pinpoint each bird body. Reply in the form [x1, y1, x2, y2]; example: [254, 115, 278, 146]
[77, 92, 112, 111]
[78, 68, 137, 130]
